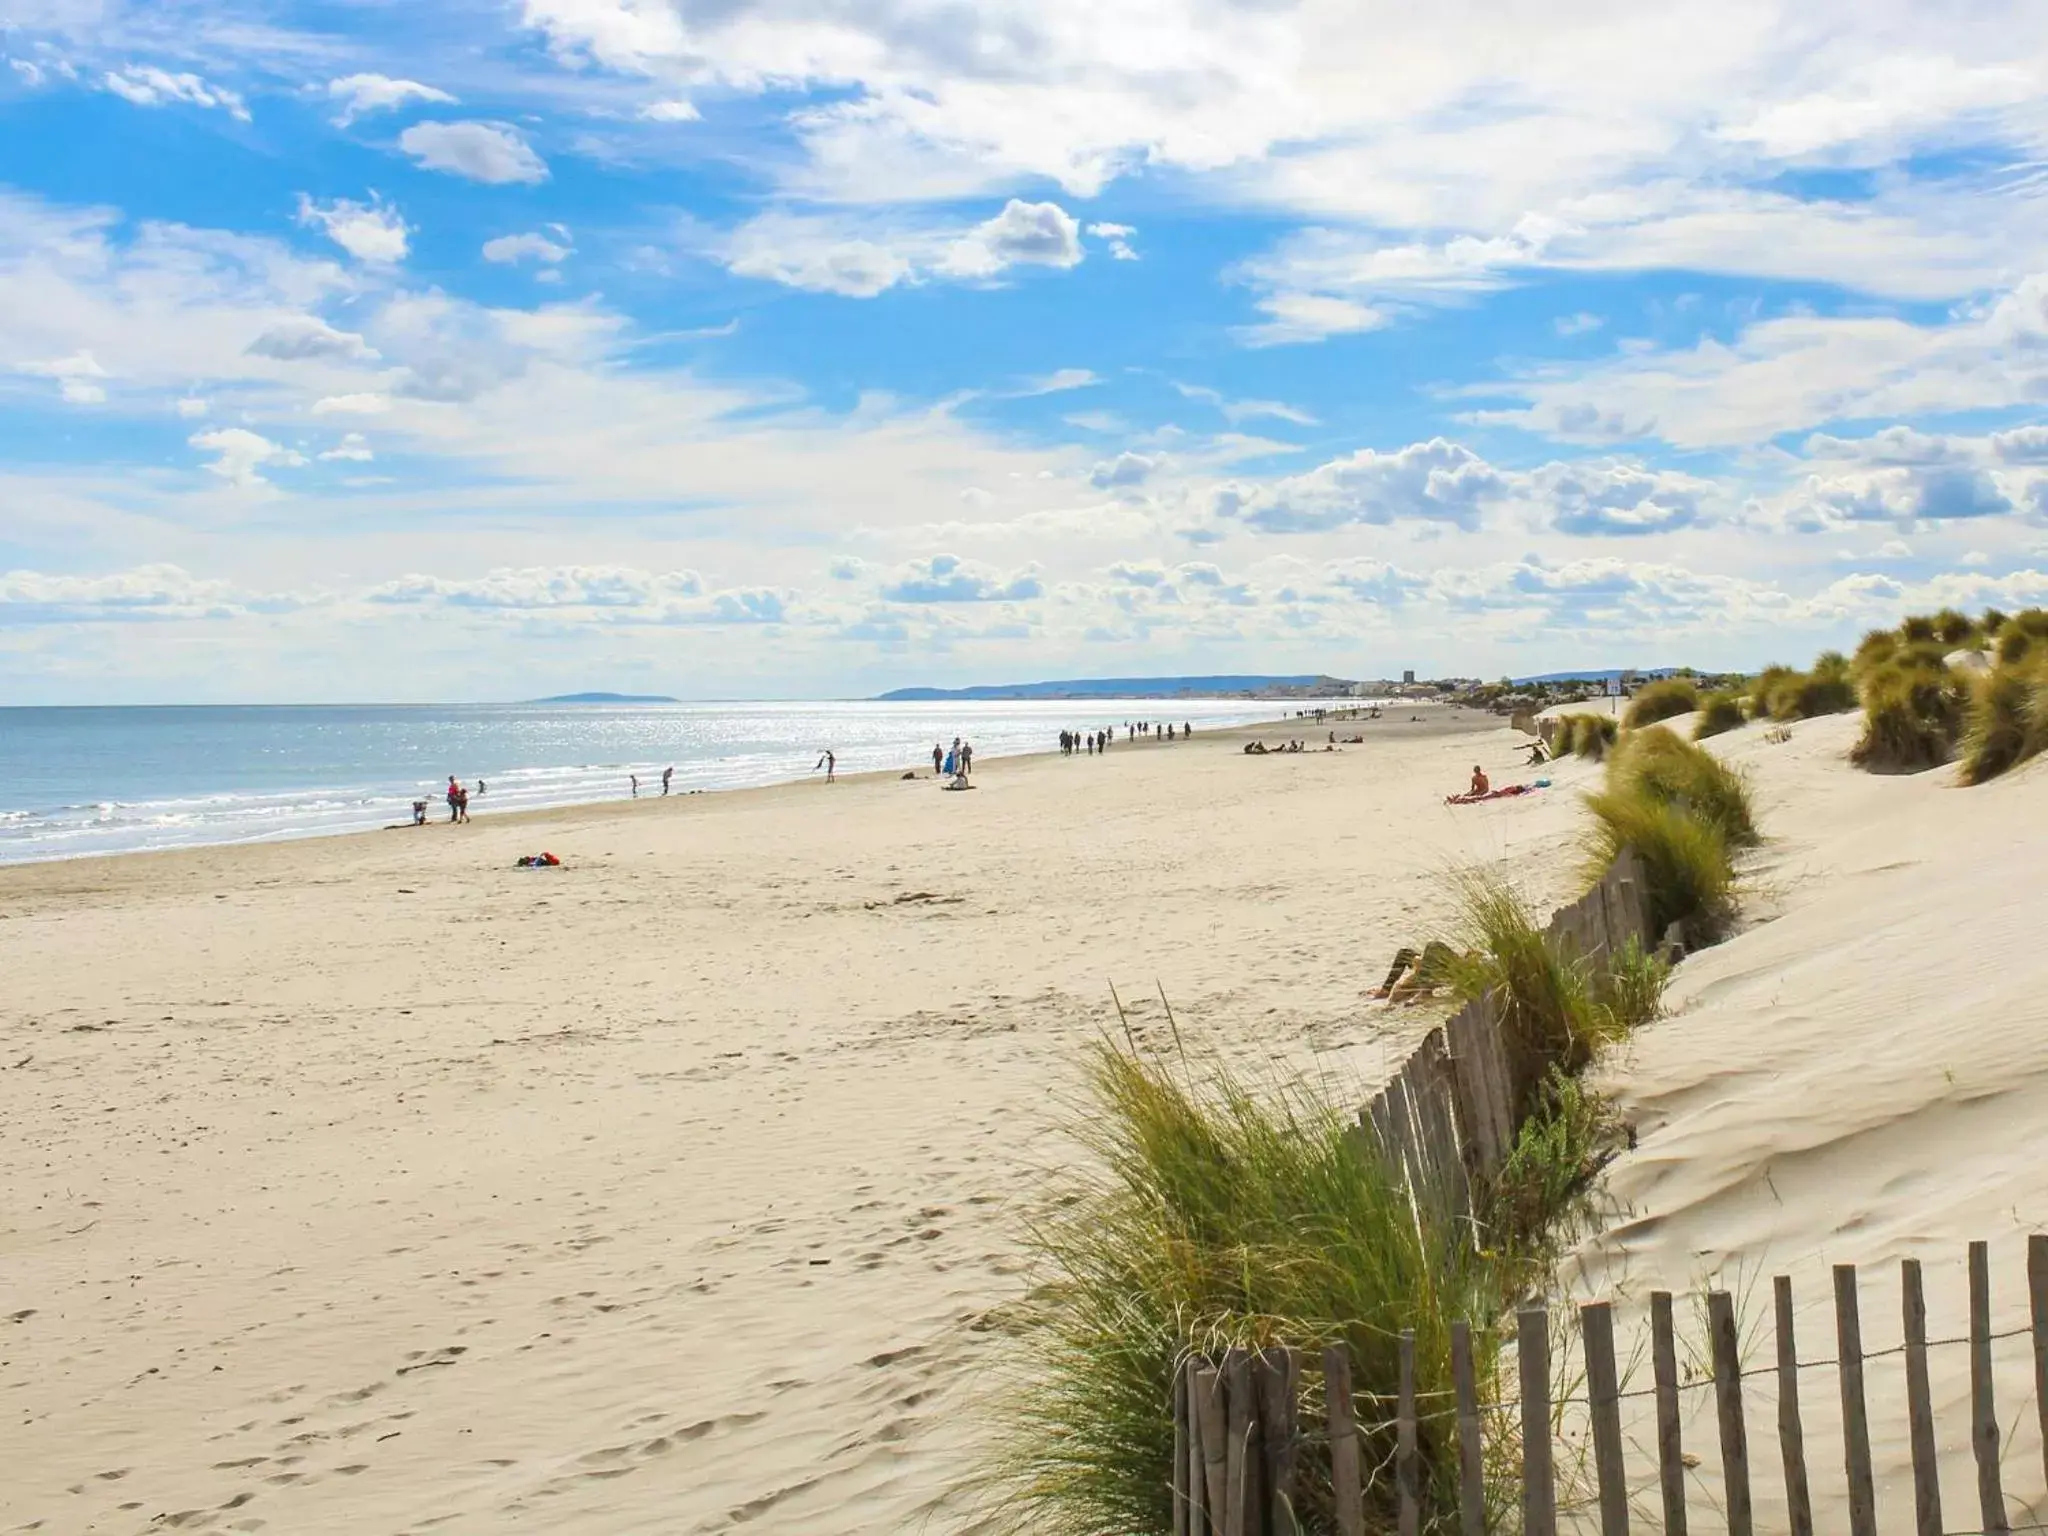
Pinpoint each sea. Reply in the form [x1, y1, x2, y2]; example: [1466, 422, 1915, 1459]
[0, 698, 1342, 865]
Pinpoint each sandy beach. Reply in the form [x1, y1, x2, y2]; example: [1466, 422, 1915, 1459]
[2, 709, 1599, 1534]
[11, 701, 2046, 1533]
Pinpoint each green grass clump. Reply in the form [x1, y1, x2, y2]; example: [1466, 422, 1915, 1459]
[1959, 658, 2048, 785]
[1996, 609, 2048, 666]
[1486, 1069, 1623, 1246]
[1901, 614, 1939, 644]
[1581, 786, 1737, 945]
[1851, 661, 1966, 773]
[995, 1043, 1496, 1535]
[1693, 690, 1747, 739]
[1552, 711, 1618, 759]
[1933, 608, 1978, 646]
[1607, 726, 1760, 847]
[1623, 677, 1700, 729]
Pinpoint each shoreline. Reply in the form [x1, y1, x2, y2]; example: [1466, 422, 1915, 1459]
[0, 704, 1481, 878]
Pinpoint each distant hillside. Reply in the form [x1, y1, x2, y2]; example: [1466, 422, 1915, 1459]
[876, 674, 1350, 702]
[527, 692, 680, 705]
[1509, 668, 1681, 685]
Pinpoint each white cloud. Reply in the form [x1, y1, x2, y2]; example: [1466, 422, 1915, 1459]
[0, 564, 242, 622]
[641, 99, 700, 122]
[482, 231, 573, 266]
[1221, 439, 1504, 532]
[879, 553, 1042, 602]
[102, 65, 248, 120]
[368, 566, 704, 608]
[1238, 291, 1387, 347]
[25, 348, 108, 404]
[326, 74, 455, 127]
[318, 432, 374, 462]
[312, 393, 391, 416]
[941, 200, 1083, 278]
[1088, 222, 1139, 261]
[1173, 383, 1318, 426]
[722, 200, 1086, 296]
[295, 194, 410, 264]
[175, 397, 208, 418]
[246, 316, 377, 363]
[399, 121, 549, 185]
[189, 427, 307, 488]
[1090, 451, 1158, 489]
[1555, 312, 1603, 337]
[1017, 368, 1097, 395]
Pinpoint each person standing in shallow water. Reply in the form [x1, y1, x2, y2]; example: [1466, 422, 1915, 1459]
[630, 773, 639, 798]
[661, 766, 673, 796]
[815, 749, 836, 782]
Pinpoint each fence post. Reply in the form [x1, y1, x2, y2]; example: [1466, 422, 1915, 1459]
[1223, 1349, 1261, 1536]
[1835, 1264, 1879, 1536]
[1519, 1305, 1556, 1536]
[2031, 1234, 2048, 1498]
[1257, 1347, 1300, 1536]
[1901, 1258, 1943, 1536]
[1708, 1290, 1753, 1536]
[1324, 1344, 1363, 1536]
[1452, 1320, 1485, 1536]
[1651, 1290, 1688, 1536]
[1580, 1301, 1629, 1536]
[1773, 1275, 1813, 1536]
[1174, 1359, 1191, 1536]
[1970, 1241, 2008, 1533]
[1188, 1359, 1210, 1536]
[1195, 1361, 1228, 1531]
[1397, 1330, 1419, 1536]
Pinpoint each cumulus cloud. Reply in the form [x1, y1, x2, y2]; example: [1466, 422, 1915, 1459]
[326, 74, 455, 127]
[189, 428, 307, 488]
[1222, 439, 1503, 532]
[246, 316, 377, 363]
[722, 199, 1085, 297]
[312, 393, 391, 415]
[295, 194, 410, 264]
[25, 349, 108, 404]
[482, 231, 573, 266]
[1786, 464, 2014, 530]
[880, 553, 1042, 602]
[641, 99, 700, 122]
[368, 565, 706, 609]
[399, 121, 549, 185]
[941, 200, 1084, 277]
[1533, 461, 1711, 537]
[1090, 451, 1158, 489]
[1088, 222, 1139, 260]
[102, 65, 247, 120]
[317, 432, 373, 462]
[0, 564, 241, 624]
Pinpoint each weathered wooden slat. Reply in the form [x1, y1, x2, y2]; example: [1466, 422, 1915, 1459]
[1651, 1290, 1688, 1536]
[1173, 1359, 1191, 1536]
[1223, 1349, 1253, 1536]
[1195, 1361, 1228, 1532]
[1901, 1258, 1942, 1536]
[1835, 1264, 1878, 1536]
[1708, 1290, 1753, 1536]
[1188, 1358, 1210, 1536]
[1257, 1347, 1300, 1536]
[1445, 996, 1512, 1182]
[1519, 1305, 1556, 1536]
[1396, 1329, 1419, 1536]
[1774, 1275, 1813, 1536]
[1451, 1320, 1484, 1536]
[2031, 1234, 2048, 1499]
[1580, 1301, 1629, 1536]
[1970, 1240, 2008, 1533]
[1324, 1344, 1364, 1536]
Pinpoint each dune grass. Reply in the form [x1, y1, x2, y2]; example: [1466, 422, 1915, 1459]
[1851, 654, 1967, 773]
[1581, 786, 1737, 944]
[1622, 677, 1699, 729]
[1693, 690, 1747, 739]
[1996, 609, 2048, 666]
[1959, 657, 2048, 785]
[1553, 711, 1619, 759]
[1606, 726, 1760, 847]
[993, 1042, 1500, 1535]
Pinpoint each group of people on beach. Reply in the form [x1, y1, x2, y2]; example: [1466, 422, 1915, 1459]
[931, 738, 974, 783]
[413, 775, 484, 824]
[1060, 720, 1194, 756]
[631, 767, 677, 797]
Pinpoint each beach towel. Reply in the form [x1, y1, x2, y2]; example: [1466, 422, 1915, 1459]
[1444, 783, 1542, 806]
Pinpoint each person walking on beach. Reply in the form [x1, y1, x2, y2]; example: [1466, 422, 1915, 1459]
[815, 749, 836, 782]
[446, 775, 461, 823]
[960, 741, 973, 777]
[932, 743, 944, 776]
[661, 766, 673, 796]
[454, 783, 470, 822]
[476, 779, 486, 798]
[630, 773, 639, 798]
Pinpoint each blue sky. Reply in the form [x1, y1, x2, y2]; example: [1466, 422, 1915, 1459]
[4, 0, 2048, 702]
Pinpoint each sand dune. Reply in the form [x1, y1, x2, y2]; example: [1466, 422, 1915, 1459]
[2, 712, 1597, 1534]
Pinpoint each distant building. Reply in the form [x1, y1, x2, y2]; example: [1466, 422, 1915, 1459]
[1402, 669, 1416, 685]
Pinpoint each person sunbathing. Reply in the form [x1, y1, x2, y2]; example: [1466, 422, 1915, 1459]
[1467, 765, 1489, 796]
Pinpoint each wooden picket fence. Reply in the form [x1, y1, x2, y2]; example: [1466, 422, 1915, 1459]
[1360, 848, 1657, 1237]
[1170, 1237, 2048, 1535]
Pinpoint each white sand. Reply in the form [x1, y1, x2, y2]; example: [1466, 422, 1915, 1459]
[1570, 712, 2048, 1530]
[2, 712, 1593, 1534]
